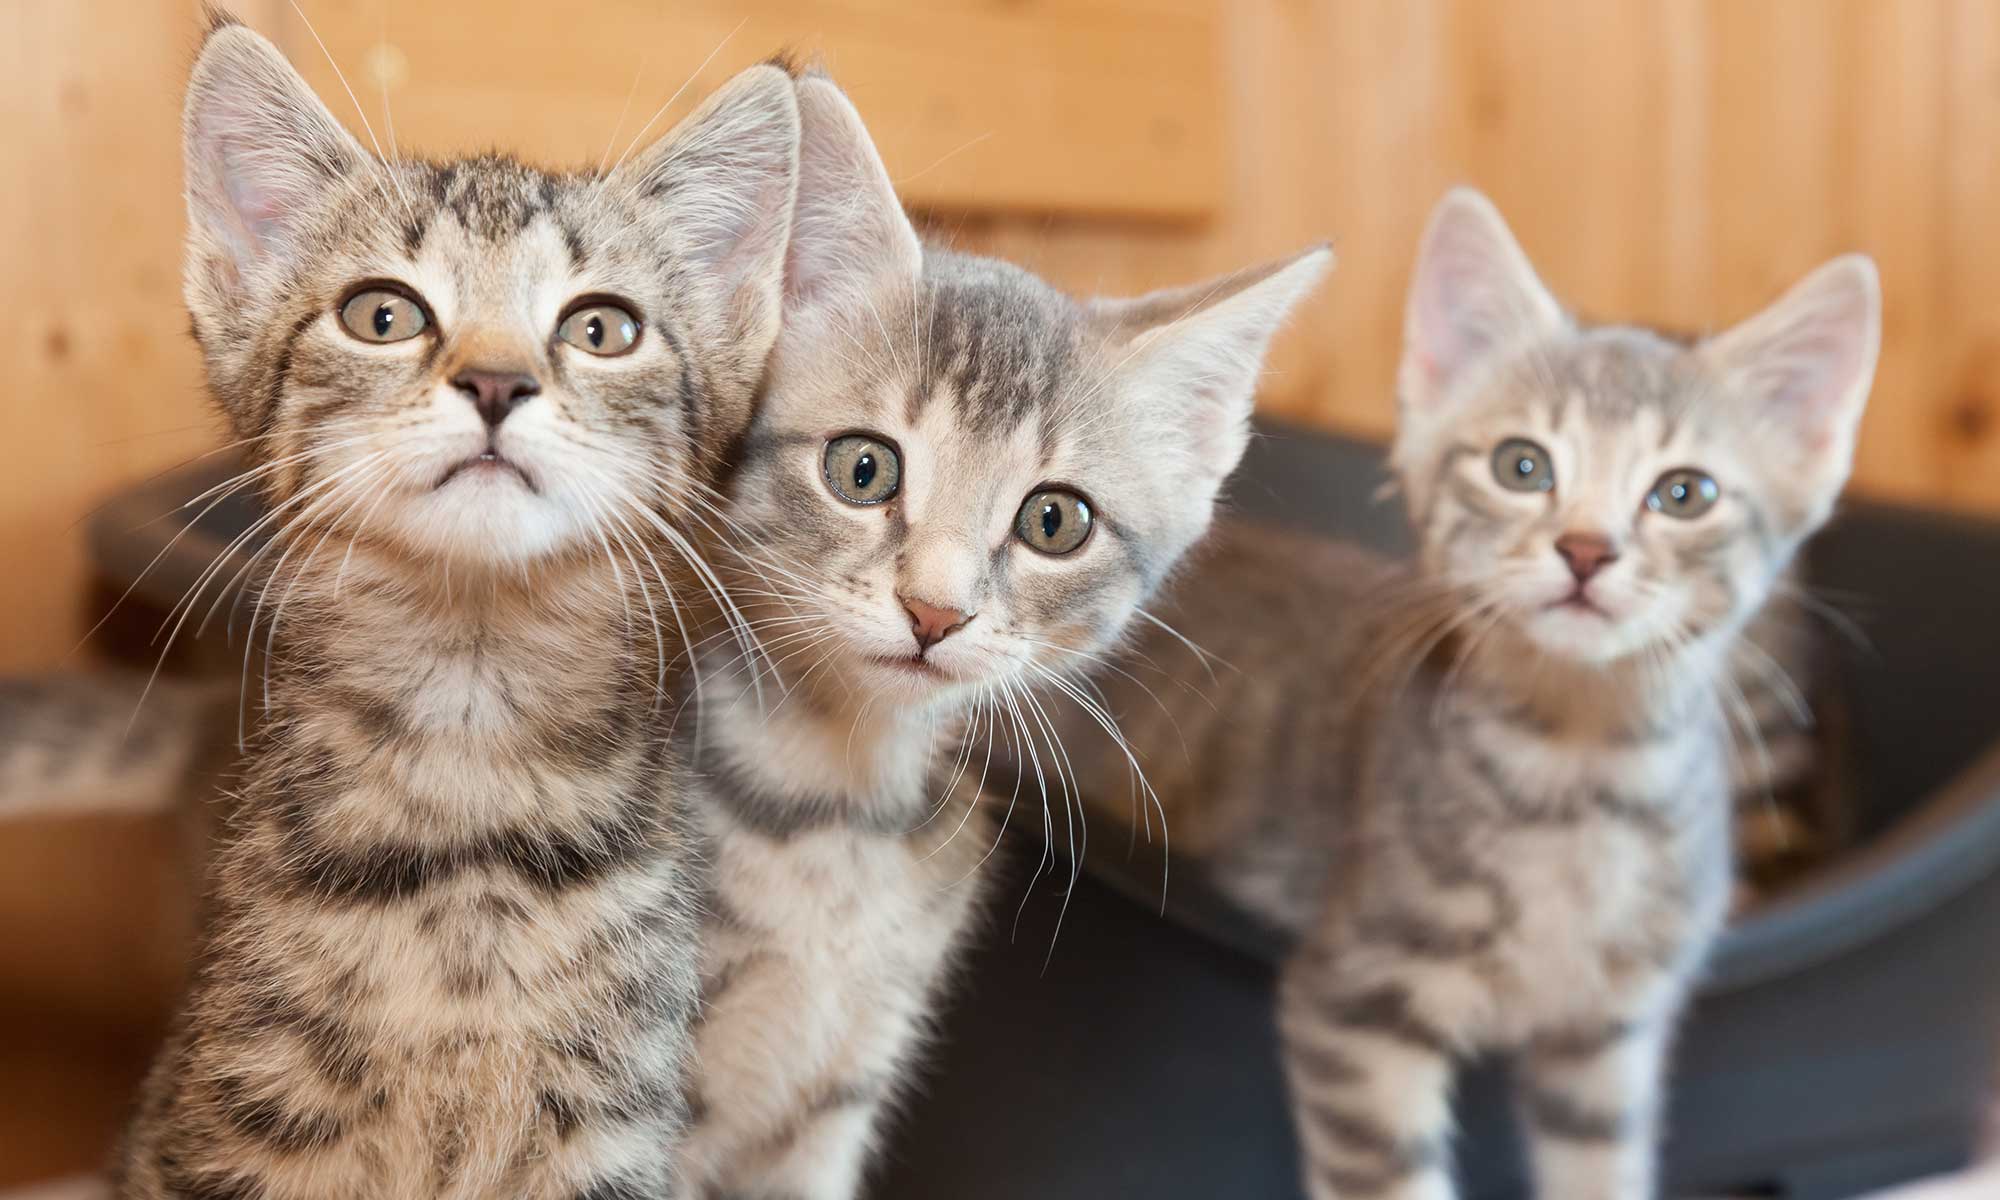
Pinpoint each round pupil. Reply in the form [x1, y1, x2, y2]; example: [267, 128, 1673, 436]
[1040, 502, 1061, 539]
[1515, 454, 1536, 478]
[585, 315, 604, 347]
[372, 302, 394, 337]
[853, 452, 877, 490]
[1671, 481, 1689, 504]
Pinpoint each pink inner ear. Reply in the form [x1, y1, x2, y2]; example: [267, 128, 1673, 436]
[193, 108, 294, 264]
[223, 172, 288, 241]
[1754, 324, 1868, 453]
[1411, 270, 1486, 394]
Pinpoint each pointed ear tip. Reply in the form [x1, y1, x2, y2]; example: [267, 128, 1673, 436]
[1439, 185, 1494, 210]
[1415, 189, 1514, 272]
[723, 61, 803, 108]
[758, 49, 812, 80]
[795, 71, 864, 127]
[685, 63, 800, 153]
[1824, 253, 1882, 305]
[1270, 244, 1334, 298]
[795, 66, 844, 95]
[187, 18, 285, 99]
[193, 16, 272, 60]
[1782, 255, 1881, 341]
[200, 5, 241, 36]
[1431, 186, 1503, 229]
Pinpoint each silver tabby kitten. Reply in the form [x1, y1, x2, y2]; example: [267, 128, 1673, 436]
[117, 19, 797, 1199]
[1065, 189, 1878, 1200]
[673, 72, 1329, 1199]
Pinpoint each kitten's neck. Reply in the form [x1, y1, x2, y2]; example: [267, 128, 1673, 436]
[270, 536, 650, 741]
[1446, 626, 1731, 742]
[693, 649, 957, 816]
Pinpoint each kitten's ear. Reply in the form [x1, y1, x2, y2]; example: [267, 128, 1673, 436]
[786, 72, 924, 311]
[1399, 188, 1565, 411]
[1701, 254, 1881, 511]
[621, 63, 801, 348]
[183, 20, 369, 290]
[1090, 246, 1333, 488]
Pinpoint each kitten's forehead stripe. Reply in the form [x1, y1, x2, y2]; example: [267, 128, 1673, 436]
[918, 254, 1081, 437]
[414, 157, 589, 245]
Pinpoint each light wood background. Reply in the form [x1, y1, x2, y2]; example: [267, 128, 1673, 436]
[7, 0, 1999, 672]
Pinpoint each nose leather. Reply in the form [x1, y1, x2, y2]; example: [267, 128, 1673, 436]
[1554, 531, 1620, 584]
[900, 596, 972, 651]
[452, 368, 541, 429]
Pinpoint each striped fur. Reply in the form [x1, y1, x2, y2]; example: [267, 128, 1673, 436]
[116, 19, 798, 1199]
[1057, 190, 1878, 1200]
[0, 59, 1326, 1200]
[1272, 192, 1876, 1200]
[671, 74, 1328, 1198]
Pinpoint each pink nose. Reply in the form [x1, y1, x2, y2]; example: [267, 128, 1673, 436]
[1554, 531, 1620, 583]
[900, 596, 972, 650]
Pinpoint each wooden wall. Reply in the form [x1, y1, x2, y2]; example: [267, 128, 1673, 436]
[6, 0, 1997, 671]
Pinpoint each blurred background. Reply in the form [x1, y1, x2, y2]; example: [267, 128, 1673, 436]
[4, 0, 1998, 1192]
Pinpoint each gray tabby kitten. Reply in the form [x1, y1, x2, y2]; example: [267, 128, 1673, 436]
[118, 19, 797, 1199]
[674, 72, 1329, 1198]
[1066, 189, 1879, 1200]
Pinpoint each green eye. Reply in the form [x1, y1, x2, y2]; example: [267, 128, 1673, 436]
[338, 287, 428, 344]
[823, 434, 901, 505]
[1647, 468, 1719, 519]
[1491, 437, 1555, 493]
[1016, 489, 1093, 555]
[556, 301, 641, 356]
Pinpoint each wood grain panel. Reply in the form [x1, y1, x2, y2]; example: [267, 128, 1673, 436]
[954, 0, 1999, 515]
[280, 0, 1224, 220]
[0, 0, 226, 671]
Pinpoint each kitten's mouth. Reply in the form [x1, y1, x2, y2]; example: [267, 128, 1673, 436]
[437, 450, 537, 493]
[1549, 589, 1611, 618]
[872, 654, 952, 682]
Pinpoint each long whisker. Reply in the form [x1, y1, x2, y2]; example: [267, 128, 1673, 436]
[604, 17, 748, 179]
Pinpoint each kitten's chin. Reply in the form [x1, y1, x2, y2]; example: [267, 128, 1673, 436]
[1518, 605, 1650, 666]
[384, 478, 579, 569]
[864, 654, 967, 699]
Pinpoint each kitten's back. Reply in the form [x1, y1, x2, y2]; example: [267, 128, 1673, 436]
[1054, 518, 1403, 932]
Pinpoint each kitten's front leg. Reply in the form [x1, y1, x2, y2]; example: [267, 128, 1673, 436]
[1278, 955, 1465, 1200]
[704, 1087, 886, 1200]
[1515, 1020, 1671, 1200]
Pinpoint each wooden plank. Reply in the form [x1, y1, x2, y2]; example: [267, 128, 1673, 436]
[1936, 0, 2000, 511]
[1832, 0, 1947, 508]
[0, 0, 221, 671]
[278, 0, 1225, 220]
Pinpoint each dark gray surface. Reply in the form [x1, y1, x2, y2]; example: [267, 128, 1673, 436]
[88, 424, 2000, 1199]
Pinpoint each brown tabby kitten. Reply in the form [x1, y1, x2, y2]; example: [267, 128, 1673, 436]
[116, 19, 797, 1199]
[673, 73, 1330, 1199]
[1062, 189, 1879, 1200]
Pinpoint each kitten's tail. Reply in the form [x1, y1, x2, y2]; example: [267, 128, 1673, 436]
[0, 673, 237, 821]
